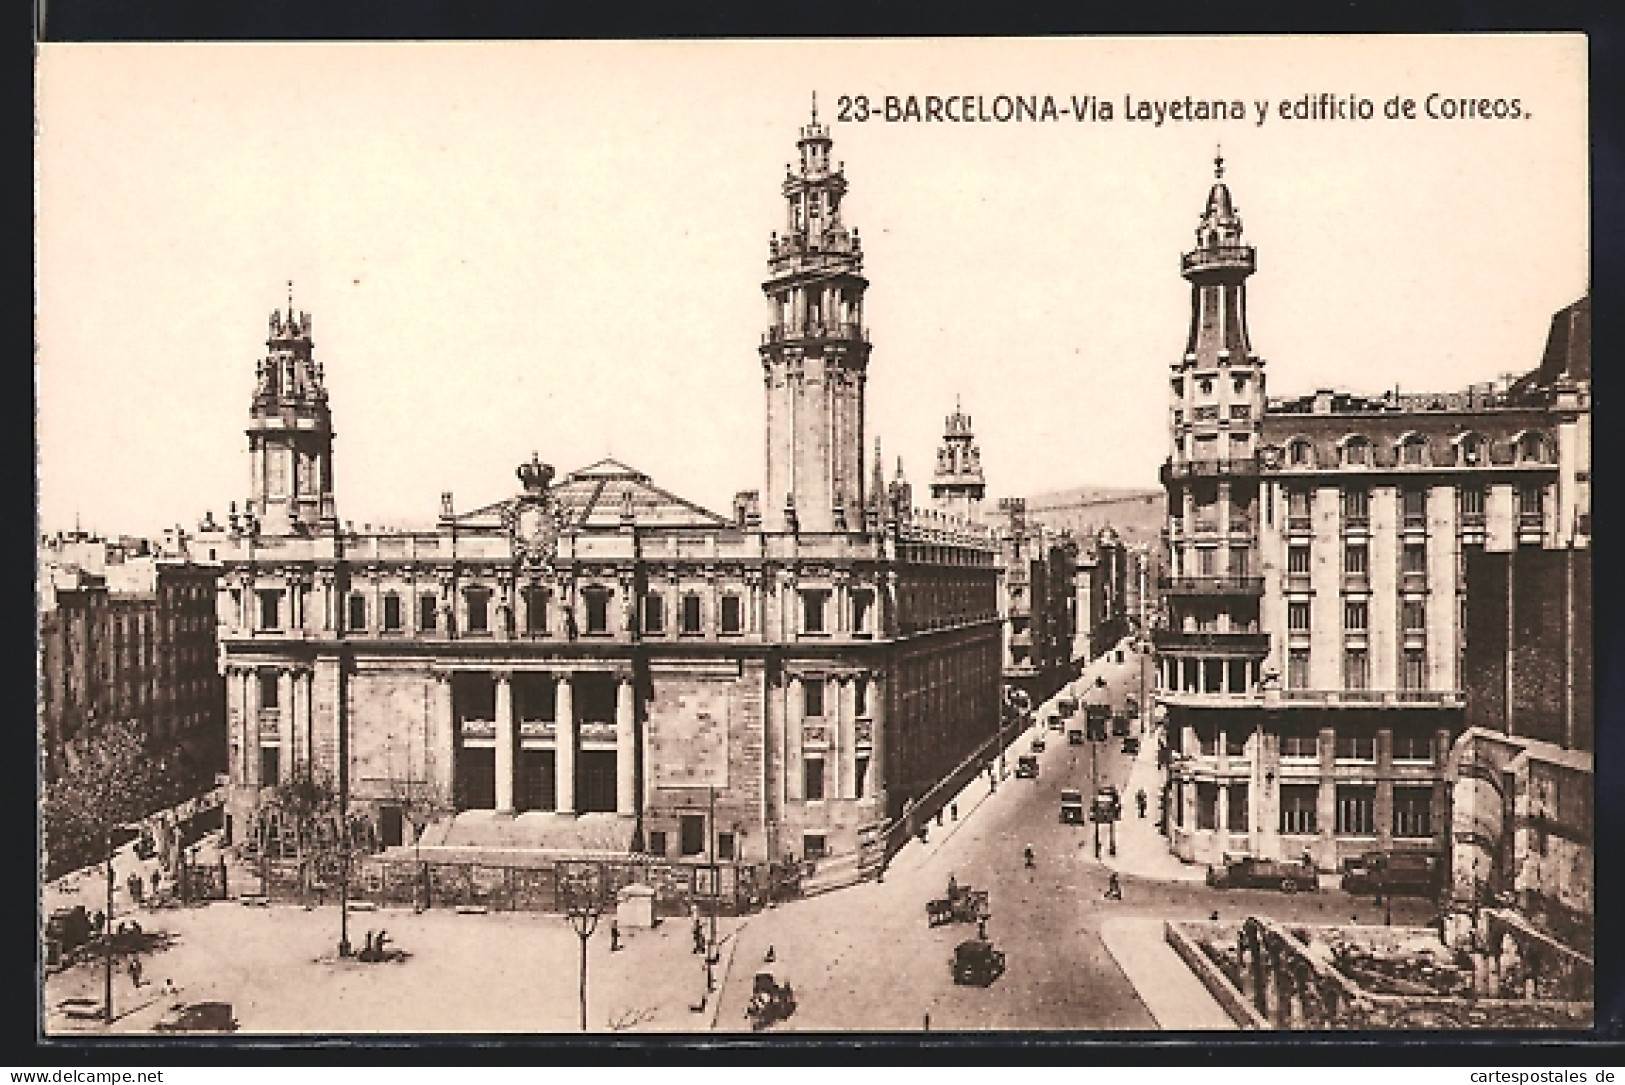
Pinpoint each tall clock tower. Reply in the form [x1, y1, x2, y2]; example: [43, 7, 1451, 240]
[760, 100, 872, 534]
[246, 289, 336, 535]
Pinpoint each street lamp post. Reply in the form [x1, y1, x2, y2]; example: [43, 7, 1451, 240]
[562, 868, 603, 1032]
[1090, 737, 1101, 859]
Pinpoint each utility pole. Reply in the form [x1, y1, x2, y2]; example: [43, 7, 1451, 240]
[707, 785, 718, 991]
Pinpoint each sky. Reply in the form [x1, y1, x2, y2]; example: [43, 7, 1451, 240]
[36, 36, 1587, 539]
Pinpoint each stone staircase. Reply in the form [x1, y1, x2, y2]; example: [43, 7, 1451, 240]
[799, 850, 866, 898]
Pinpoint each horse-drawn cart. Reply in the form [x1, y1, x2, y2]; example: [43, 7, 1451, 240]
[926, 885, 989, 927]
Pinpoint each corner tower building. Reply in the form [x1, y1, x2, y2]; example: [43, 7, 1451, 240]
[761, 103, 871, 533]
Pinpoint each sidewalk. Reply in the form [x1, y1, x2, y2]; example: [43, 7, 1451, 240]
[1099, 917, 1235, 1029]
[1102, 725, 1208, 884]
[882, 721, 1035, 880]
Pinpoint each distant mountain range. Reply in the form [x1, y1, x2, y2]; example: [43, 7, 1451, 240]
[1006, 485, 1166, 549]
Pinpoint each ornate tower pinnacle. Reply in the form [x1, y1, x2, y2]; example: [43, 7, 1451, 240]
[761, 109, 871, 534]
[245, 287, 336, 534]
[930, 397, 986, 522]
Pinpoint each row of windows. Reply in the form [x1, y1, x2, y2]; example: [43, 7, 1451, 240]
[1192, 727, 1432, 761]
[799, 676, 871, 718]
[1185, 783, 1433, 836]
[1284, 484, 1542, 525]
[1286, 599, 1428, 633]
[1285, 431, 1549, 470]
[1283, 646, 1430, 691]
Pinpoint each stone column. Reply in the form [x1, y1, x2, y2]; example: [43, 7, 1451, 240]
[555, 673, 576, 814]
[868, 671, 885, 809]
[245, 669, 262, 788]
[616, 673, 636, 817]
[839, 675, 856, 799]
[786, 675, 804, 801]
[1317, 726, 1337, 866]
[494, 671, 515, 813]
[277, 669, 295, 783]
[434, 673, 455, 802]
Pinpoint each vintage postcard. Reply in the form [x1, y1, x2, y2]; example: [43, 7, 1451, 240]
[36, 35, 1590, 1036]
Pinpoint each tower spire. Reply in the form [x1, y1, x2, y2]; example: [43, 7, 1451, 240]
[1214, 145, 1224, 179]
[811, 90, 818, 126]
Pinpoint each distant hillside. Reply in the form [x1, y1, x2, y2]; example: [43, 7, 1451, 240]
[1012, 485, 1165, 549]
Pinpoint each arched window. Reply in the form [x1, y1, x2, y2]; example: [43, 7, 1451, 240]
[1400, 434, 1426, 466]
[1342, 436, 1371, 467]
[1517, 431, 1548, 464]
[1457, 432, 1484, 467]
[1288, 439, 1312, 467]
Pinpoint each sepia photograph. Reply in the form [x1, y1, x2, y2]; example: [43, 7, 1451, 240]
[35, 35, 1591, 1037]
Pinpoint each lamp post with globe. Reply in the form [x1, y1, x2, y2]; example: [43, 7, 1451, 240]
[561, 867, 604, 1031]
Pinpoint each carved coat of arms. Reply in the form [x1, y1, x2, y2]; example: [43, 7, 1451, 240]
[504, 453, 564, 571]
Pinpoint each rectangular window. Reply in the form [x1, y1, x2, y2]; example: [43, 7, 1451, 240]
[1342, 488, 1369, 522]
[802, 834, 828, 860]
[1402, 542, 1427, 576]
[1336, 786, 1377, 836]
[1335, 727, 1376, 762]
[348, 593, 367, 632]
[1287, 546, 1311, 575]
[681, 594, 702, 635]
[524, 588, 547, 634]
[1343, 649, 1369, 690]
[1229, 547, 1249, 577]
[1197, 723, 1218, 757]
[1287, 649, 1311, 691]
[1196, 782, 1218, 830]
[1280, 785, 1318, 835]
[678, 816, 705, 857]
[383, 593, 402, 632]
[1402, 601, 1425, 632]
[643, 595, 665, 634]
[1288, 490, 1311, 519]
[721, 594, 742, 634]
[854, 677, 869, 717]
[1198, 548, 1216, 576]
[260, 746, 280, 786]
[585, 591, 609, 634]
[1460, 486, 1486, 518]
[1403, 487, 1428, 525]
[1402, 648, 1426, 691]
[803, 757, 826, 802]
[465, 588, 490, 634]
[851, 590, 873, 633]
[647, 830, 668, 858]
[1392, 731, 1433, 762]
[1227, 784, 1249, 832]
[1343, 600, 1368, 631]
[1393, 788, 1434, 838]
[854, 756, 869, 799]
[1517, 484, 1544, 521]
[419, 594, 438, 631]
[259, 669, 280, 709]
[258, 589, 282, 630]
[803, 678, 825, 718]
[801, 590, 828, 634]
[716, 832, 736, 861]
[1288, 602, 1311, 632]
[1280, 728, 1318, 760]
[1344, 543, 1368, 576]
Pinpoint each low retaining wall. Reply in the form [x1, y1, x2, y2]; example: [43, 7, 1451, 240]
[1164, 921, 1267, 1029]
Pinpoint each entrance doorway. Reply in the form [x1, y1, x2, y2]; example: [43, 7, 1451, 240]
[577, 750, 617, 813]
[379, 803, 404, 848]
[679, 814, 706, 857]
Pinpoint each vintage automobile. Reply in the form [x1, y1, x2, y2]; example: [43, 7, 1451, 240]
[1067, 727, 1084, 746]
[45, 906, 92, 964]
[1339, 851, 1444, 898]
[1111, 712, 1131, 737]
[1015, 755, 1040, 779]
[1056, 696, 1078, 718]
[1085, 704, 1111, 742]
[1205, 855, 1319, 893]
[926, 885, 990, 927]
[1091, 786, 1122, 823]
[951, 938, 1006, 987]
[1059, 788, 1085, 825]
[1030, 733, 1046, 753]
[1046, 715, 1064, 732]
[1121, 735, 1141, 757]
[746, 972, 796, 1030]
[153, 1001, 238, 1033]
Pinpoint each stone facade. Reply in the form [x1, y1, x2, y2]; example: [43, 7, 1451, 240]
[1155, 156, 1591, 873]
[211, 112, 1002, 867]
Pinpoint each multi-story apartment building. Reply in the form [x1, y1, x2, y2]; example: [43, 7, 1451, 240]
[993, 498, 1078, 704]
[1155, 155, 1590, 872]
[209, 111, 1003, 865]
[38, 531, 225, 799]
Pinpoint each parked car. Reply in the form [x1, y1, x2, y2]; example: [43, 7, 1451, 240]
[1339, 851, 1444, 898]
[1067, 727, 1084, 745]
[1205, 855, 1319, 893]
[951, 938, 1006, 987]
[153, 1001, 238, 1033]
[1090, 786, 1122, 823]
[1059, 788, 1085, 824]
[1085, 704, 1110, 741]
[1046, 715, 1063, 732]
[1056, 697, 1078, 718]
[1015, 755, 1039, 779]
[1111, 713, 1130, 737]
[1030, 733, 1046, 753]
[1121, 735, 1141, 757]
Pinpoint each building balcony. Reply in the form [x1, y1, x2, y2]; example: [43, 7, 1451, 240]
[1160, 456, 1261, 484]
[1286, 515, 1312, 534]
[1277, 689, 1462, 708]
[761, 321, 869, 346]
[1153, 629, 1270, 655]
[1158, 575, 1264, 597]
[1181, 245, 1256, 276]
[1343, 515, 1370, 531]
[1401, 571, 1428, 592]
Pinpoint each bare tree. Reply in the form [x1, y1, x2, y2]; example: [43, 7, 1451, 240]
[262, 767, 340, 906]
[42, 717, 162, 1026]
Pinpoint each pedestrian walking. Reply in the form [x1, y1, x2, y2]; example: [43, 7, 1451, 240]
[1135, 789, 1147, 819]
[127, 955, 144, 989]
[127, 871, 143, 906]
[609, 919, 622, 952]
[150, 869, 162, 900]
[692, 914, 706, 954]
[950, 802, 959, 821]
[1106, 872, 1122, 900]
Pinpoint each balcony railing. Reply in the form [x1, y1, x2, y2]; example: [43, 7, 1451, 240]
[1161, 456, 1261, 483]
[1153, 629, 1270, 654]
[762, 321, 869, 345]
[1181, 245, 1256, 274]
[1286, 515, 1312, 533]
[1159, 575, 1264, 596]
[1278, 689, 1462, 707]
